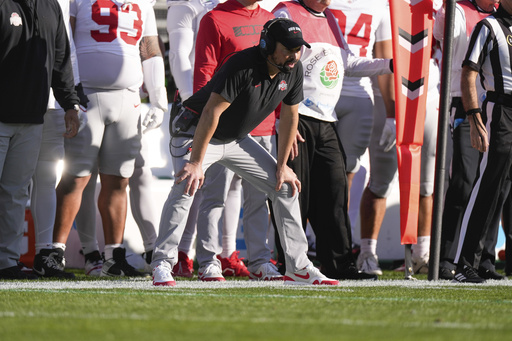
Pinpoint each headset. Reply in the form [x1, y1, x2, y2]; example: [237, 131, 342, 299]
[259, 18, 291, 56]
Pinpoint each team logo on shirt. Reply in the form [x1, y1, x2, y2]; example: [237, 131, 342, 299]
[278, 80, 288, 91]
[507, 35, 512, 47]
[320, 60, 339, 89]
[10, 12, 22, 26]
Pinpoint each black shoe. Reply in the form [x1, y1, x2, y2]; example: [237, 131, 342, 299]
[277, 262, 286, 276]
[143, 250, 153, 265]
[478, 268, 506, 280]
[33, 248, 75, 279]
[0, 265, 38, 280]
[324, 263, 378, 280]
[439, 266, 455, 280]
[101, 248, 145, 277]
[453, 261, 486, 283]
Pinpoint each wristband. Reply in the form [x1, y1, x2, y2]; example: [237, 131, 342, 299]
[466, 108, 482, 116]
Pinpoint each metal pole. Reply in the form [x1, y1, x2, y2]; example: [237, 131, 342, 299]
[428, 0, 456, 281]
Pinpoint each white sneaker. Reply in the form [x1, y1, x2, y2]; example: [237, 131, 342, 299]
[249, 262, 283, 281]
[284, 263, 339, 285]
[198, 263, 225, 282]
[412, 253, 429, 274]
[357, 252, 383, 276]
[152, 263, 176, 286]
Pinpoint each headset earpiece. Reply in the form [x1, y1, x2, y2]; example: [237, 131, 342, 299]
[259, 18, 289, 56]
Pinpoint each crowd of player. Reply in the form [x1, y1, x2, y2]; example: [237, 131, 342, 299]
[1, 0, 511, 285]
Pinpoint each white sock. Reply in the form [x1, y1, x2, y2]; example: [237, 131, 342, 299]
[360, 238, 378, 255]
[412, 236, 431, 257]
[52, 242, 66, 251]
[104, 243, 123, 260]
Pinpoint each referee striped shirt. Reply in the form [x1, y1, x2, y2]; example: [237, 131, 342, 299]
[463, 5, 512, 97]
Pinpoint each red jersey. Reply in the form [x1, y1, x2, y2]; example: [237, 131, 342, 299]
[194, 0, 276, 136]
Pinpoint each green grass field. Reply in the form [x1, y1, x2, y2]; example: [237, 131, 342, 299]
[2, 271, 512, 341]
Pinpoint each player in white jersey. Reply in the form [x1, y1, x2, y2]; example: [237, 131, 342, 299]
[31, 0, 88, 279]
[329, 0, 392, 220]
[73, 0, 166, 276]
[41, 0, 167, 278]
[167, 0, 220, 100]
[165, 0, 222, 277]
[357, 2, 442, 276]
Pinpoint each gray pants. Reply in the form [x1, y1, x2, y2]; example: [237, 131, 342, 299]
[196, 135, 276, 272]
[152, 134, 310, 273]
[0, 123, 43, 269]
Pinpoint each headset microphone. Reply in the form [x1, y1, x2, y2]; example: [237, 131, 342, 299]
[266, 57, 293, 73]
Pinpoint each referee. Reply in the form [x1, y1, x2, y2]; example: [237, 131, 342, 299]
[454, 0, 512, 283]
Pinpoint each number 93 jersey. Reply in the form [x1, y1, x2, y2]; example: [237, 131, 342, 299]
[71, 0, 158, 90]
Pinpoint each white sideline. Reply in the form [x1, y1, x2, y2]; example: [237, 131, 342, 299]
[1, 278, 512, 291]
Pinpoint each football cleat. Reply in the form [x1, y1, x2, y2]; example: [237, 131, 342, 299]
[356, 252, 383, 276]
[84, 250, 103, 276]
[172, 251, 194, 278]
[33, 248, 75, 279]
[100, 248, 145, 277]
[412, 253, 429, 274]
[217, 251, 250, 277]
[0, 265, 38, 280]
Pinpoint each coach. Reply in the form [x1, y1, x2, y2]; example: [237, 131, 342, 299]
[151, 18, 339, 287]
[0, 0, 79, 280]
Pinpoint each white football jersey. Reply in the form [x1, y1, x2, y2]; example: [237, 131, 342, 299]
[166, 0, 221, 99]
[328, 0, 391, 98]
[71, 0, 158, 90]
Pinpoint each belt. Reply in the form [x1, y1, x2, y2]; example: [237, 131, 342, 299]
[486, 91, 512, 106]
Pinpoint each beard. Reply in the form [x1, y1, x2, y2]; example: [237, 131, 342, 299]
[269, 55, 297, 73]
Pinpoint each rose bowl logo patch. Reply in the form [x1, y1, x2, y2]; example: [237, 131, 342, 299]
[320, 60, 339, 89]
[278, 80, 288, 91]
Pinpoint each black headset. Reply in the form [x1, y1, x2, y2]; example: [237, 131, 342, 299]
[259, 18, 291, 56]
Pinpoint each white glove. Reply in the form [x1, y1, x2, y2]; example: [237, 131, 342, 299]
[379, 117, 396, 152]
[142, 106, 164, 133]
[78, 110, 88, 133]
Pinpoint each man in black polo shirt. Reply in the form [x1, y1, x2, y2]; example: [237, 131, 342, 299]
[454, 0, 512, 283]
[151, 18, 339, 286]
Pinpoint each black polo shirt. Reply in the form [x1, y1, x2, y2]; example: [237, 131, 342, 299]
[183, 46, 304, 142]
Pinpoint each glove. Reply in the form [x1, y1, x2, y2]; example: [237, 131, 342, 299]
[77, 110, 88, 133]
[142, 106, 164, 133]
[379, 117, 396, 152]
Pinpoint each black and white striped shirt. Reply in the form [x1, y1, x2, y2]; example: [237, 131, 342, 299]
[463, 5, 512, 96]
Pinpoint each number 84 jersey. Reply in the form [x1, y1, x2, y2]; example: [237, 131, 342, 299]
[328, 0, 391, 98]
[71, 0, 158, 90]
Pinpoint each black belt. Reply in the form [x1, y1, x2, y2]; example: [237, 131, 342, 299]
[486, 91, 512, 106]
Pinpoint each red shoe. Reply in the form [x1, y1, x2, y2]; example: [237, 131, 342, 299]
[172, 251, 194, 278]
[217, 251, 250, 277]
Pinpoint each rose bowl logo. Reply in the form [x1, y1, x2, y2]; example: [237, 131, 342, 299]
[10, 12, 23, 26]
[320, 60, 339, 89]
